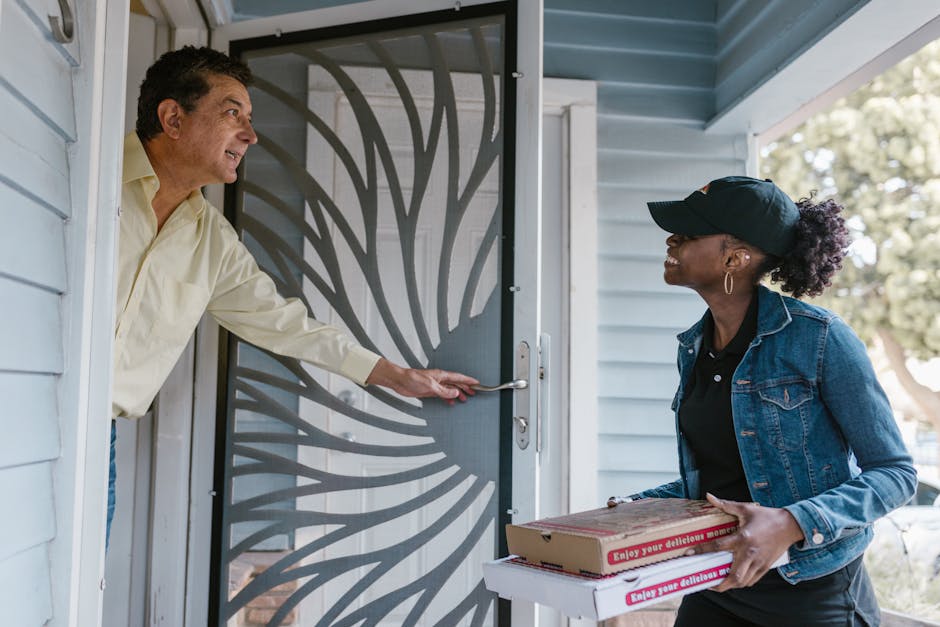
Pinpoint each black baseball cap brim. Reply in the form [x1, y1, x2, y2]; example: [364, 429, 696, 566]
[647, 197, 722, 237]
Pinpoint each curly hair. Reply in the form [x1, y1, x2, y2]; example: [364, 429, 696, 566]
[136, 46, 253, 141]
[756, 196, 849, 299]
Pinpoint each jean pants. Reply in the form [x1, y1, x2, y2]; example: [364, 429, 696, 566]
[675, 556, 880, 626]
[106, 420, 116, 551]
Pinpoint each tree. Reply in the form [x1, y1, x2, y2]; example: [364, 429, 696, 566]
[761, 39, 940, 443]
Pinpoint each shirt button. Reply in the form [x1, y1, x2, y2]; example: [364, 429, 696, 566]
[688, 349, 694, 354]
[812, 532, 824, 545]
[713, 374, 722, 382]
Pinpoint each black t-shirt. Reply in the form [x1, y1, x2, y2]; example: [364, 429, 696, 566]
[678, 294, 759, 502]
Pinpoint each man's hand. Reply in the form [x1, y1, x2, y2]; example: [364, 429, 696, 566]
[365, 358, 479, 402]
[690, 492, 803, 592]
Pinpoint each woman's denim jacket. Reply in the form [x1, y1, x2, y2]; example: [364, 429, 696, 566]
[636, 285, 916, 583]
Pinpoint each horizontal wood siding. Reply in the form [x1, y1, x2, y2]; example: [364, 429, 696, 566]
[546, 0, 718, 126]
[546, 2, 753, 503]
[715, 0, 867, 114]
[0, 1, 72, 623]
[0, 544, 54, 626]
[0, 373, 60, 468]
[0, 0, 76, 140]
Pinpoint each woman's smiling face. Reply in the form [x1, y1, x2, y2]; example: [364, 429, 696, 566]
[663, 233, 730, 293]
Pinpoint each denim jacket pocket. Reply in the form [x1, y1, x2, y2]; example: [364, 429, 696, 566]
[758, 380, 814, 452]
[758, 379, 814, 410]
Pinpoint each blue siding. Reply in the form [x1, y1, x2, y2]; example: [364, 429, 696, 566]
[546, 1, 718, 125]
[545, 1, 746, 503]
[0, 0, 73, 622]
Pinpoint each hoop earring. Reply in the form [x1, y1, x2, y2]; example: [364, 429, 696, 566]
[724, 271, 734, 295]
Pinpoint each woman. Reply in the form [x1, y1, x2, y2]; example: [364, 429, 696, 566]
[634, 176, 916, 626]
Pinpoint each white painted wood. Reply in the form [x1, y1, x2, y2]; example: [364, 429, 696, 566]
[599, 155, 739, 193]
[0, 462, 56, 561]
[0, 277, 63, 373]
[0, 543, 53, 626]
[102, 14, 158, 626]
[598, 327, 679, 365]
[184, 318, 220, 627]
[124, 13, 158, 134]
[600, 258, 691, 293]
[598, 221, 669, 258]
[598, 120, 747, 159]
[599, 362, 677, 400]
[544, 80, 599, 517]
[148, 339, 196, 626]
[598, 470, 678, 505]
[599, 398, 676, 437]
[103, 417, 138, 627]
[16, 0, 84, 67]
[0, 372, 60, 468]
[200, 0, 233, 28]
[0, 183, 67, 292]
[0, 87, 71, 217]
[709, 0, 940, 134]
[47, 0, 128, 624]
[103, 412, 154, 627]
[0, 0, 76, 140]
[599, 292, 700, 329]
[598, 435, 679, 473]
[147, 0, 206, 30]
[513, 2, 542, 626]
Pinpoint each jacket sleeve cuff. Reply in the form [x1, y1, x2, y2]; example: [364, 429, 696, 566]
[340, 345, 382, 386]
[635, 479, 685, 500]
[784, 500, 833, 550]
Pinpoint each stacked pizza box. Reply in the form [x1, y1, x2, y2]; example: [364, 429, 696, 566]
[483, 498, 788, 620]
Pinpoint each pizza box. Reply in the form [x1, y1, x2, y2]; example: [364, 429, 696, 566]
[483, 551, 788, 620]
[505, 499, 738, 575]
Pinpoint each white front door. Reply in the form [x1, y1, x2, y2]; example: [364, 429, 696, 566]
[211, 3, 542, 625]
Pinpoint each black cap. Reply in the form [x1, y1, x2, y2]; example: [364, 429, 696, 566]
[647, 176, 799, 256]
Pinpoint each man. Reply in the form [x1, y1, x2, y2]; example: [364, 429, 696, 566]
[110, 46, 478, 545]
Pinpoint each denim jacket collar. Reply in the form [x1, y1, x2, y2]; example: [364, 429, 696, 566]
[677, 285, 792, 349]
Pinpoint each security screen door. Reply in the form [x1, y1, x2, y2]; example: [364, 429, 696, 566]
[211, 3, 541, 626]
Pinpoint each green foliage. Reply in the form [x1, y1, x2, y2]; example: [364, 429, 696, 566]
[761, 40, 940, 358]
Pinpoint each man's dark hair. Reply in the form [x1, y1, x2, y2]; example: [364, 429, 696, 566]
[136, 46, 253, 141]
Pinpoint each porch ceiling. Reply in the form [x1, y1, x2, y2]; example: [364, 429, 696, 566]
[183, 0, 940, 133]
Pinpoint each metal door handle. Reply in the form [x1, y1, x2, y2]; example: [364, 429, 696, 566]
[472, 379, 529, 392]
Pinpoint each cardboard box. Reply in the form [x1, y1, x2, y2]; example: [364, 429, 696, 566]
[505, 499, 738, 575]
[483, 552, 788, 620]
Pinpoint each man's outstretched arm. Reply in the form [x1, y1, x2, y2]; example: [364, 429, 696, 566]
[366, 358, 478, 402]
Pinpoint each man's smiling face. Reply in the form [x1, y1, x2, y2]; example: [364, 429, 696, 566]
[176, 73, 257, 186]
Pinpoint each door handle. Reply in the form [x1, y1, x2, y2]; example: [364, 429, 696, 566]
[472, 379, 529, 392]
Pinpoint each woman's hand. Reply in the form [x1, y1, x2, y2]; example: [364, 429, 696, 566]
[690, 492, 804, 591]
[366, 358, 478, 402]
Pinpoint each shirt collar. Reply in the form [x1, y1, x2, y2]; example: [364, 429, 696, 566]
[122, 132, 207, 220]
[123, 132, 155, 184]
